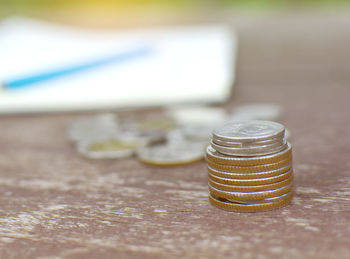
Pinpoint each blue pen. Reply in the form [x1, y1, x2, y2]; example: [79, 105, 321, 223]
[2, 45, 151, 90]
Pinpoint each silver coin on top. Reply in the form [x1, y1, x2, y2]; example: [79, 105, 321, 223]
[213, 120, 285, 143]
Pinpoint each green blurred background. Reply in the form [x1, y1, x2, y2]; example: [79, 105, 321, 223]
[1, 0, 350, 13]
[1, 0, 350, 26]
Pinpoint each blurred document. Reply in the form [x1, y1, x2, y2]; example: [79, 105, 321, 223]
[0, 17, 237, 114]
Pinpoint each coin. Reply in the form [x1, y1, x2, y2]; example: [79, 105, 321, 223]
[116, 130, 165, 146]
[206, 143, 292, 166]
[77, 138, 141, 159]
[182, 125, 214, 142]
[213, 120, 285, 143]
[210, 140, 287, 157]
[225, 192, 291, 205]
[208, 182, 293, 200]
[212, 137, 284, 148]
[209, 192, 292, 212]
[166, 127, 209, 149]
[136, 142, 204, 166]
[206, 158, 291, 173]
[166, 105, 228, 126]
[206, 120, 293, 212]
[207, 164, 292, 179]
[208, 175, 293, 192]
[208, 169, 292, 186]
[67, 113, 119, 143]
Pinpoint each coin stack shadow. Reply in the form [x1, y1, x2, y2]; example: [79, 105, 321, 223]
[206, 121, 293, 212]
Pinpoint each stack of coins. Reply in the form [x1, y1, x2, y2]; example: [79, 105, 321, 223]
[206, 120, 293, 212]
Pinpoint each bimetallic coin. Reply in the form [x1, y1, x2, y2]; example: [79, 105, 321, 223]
[208, 169, 292, 186]
[208, 175, 293, 192]
[206, 158, 291, 173]
[136, 143, 204, 166]
[207, 164, 292, 179]
[77, 139, 141, 159]
[210, 140, 287, 157]
[208, 182, 293, 200]
[213, 120, 285, 143]
[206, 143, 292, 166]
[225, 192, 291, 205]
[209, 192, 293, 212]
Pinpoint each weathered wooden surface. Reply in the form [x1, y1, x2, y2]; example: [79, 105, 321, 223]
[1, 13, 350, 259]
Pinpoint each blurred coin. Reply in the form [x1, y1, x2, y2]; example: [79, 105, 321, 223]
[121, 114, 177, 133]
[230, 103, 283, 121]
[77, 138, 141, 159]
[182, 124, 214, 142]
[166, 105, 228, 126]
[117, 130, 165, 146]
[213, 120, 285, 143]
[67, 113, 119, 142]
[167, 125, 211, 143]
[137, 142, 204, 166]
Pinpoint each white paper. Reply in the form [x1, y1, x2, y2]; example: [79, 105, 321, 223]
[0, 17, 237, 114]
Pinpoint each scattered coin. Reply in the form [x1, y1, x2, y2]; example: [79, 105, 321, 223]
[166, 105, 228, 126]
[136, 142, 204, 166]
[67, 113, 119, 143]
[77, 138, 141, 159]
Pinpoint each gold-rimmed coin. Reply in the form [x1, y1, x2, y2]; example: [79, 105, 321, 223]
[207, 164, 291, 179]
[208, 169, 292, 186]
[208, 175, 293, 192]
[225, 192, 291, 205]
[208, 183, 293, 201]
[209, 192, 293, 212]
[206, 143, 292, 166]
[206, 158, 291, 173]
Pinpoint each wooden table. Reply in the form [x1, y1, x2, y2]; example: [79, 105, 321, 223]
[1, 12, 350, 258]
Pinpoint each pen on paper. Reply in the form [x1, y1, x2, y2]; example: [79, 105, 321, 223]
[2, 45, 152, 91]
